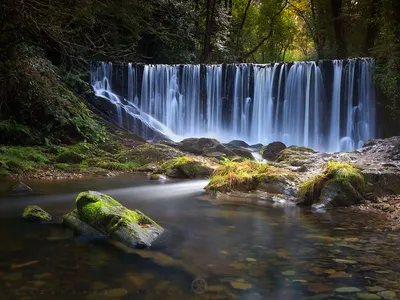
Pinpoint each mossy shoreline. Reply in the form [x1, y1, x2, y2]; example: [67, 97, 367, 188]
[0, 140, 148, 180]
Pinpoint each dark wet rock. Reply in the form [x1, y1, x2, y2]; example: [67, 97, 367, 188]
[89, 95, 170, 142]
[76, 191, 163, 248]
[178, 138, 236, 157]
[204, 151, 227, 158]
[226, 140, 250, 148]
[13, 182, 33, 193]
[262, 142, 287, 161]
[232, 148, 255, 160]
[157, 140, 179, 148]
[62, 209, 104, 237]
[258, 179, 297, 196]
[249, 143, 264, 151]
[362, 169, 400, 197]
[22, 205, 52, 222]
[312, 181, 366, 209]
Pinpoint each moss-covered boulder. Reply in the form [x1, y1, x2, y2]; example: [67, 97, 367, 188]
[62, 209, 104, 237]
[275, 146, 315, 166]
[155, 156, 215, 178]
[75, 191, 163, 248]
[22, 205, 52, 222]
[206, 159, 297, 194]
[298, 161, 366, 207]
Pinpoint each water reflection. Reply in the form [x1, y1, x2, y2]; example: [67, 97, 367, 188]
[0, 175, 399, 299]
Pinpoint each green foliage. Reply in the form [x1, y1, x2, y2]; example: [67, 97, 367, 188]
[0, 45, 107, 145]
[55, 163, 70, 171]
[0, 120, 38, 145]
[298, 161, 364, 199]
[0, 146, 49, 174]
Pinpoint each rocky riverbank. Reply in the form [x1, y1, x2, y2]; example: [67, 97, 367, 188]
[2, 134, 400, 225]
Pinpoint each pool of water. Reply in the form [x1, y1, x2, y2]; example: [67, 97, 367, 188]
[0, 174, 399, 299]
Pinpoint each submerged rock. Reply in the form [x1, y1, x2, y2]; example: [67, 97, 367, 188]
[262, 141, 286, 161]
[62, 209, 104, 237]
[13, 182, 33, 193]
[22, 205, 52, 222]
[75, 191, 163, 248]
[149, 173, 167, 181]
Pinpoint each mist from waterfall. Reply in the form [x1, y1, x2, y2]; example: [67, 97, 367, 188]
[90, 59, 376, 152]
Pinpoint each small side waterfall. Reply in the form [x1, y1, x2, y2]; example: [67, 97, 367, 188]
[90, 59, 377, 152]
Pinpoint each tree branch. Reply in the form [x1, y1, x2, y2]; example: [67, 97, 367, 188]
[241, 0, 288, 60]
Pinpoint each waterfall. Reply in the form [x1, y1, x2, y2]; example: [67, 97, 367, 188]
[90, 59, 377, 152]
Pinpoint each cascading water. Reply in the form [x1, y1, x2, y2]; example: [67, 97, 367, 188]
[90, 59, 377, 152]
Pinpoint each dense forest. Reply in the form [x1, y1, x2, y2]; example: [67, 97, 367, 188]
[1, 0, 400, 145]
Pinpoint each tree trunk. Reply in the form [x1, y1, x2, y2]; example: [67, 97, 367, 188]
[331, 0, 346, 58]
[202, 0, 217, 62]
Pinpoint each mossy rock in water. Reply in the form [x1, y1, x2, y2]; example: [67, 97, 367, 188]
[156, 156, 214, 178]
[75, 191, 163, 248]
[206, 159, 297, 194]
[298, 161, 365, 207]
[62, 209, 104, 237]
[13, 182, 33, 193]
[22, 205, 52, 222]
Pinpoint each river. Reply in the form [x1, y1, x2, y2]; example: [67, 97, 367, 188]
[0, 174, 399, 299]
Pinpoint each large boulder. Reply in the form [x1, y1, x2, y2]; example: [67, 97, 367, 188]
[75, 191, 163, 248]
[262, 142, 287, 161]
[312, 181, 366, 209]
[178, 138, 236, 157]
[154, 156, 216, 178]
[22, 205, 52, 222]
[275, 146, 315, 166]
[297, 161, 366, 207]
[226, 140, 250, 149]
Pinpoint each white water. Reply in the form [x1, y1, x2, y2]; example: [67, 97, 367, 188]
[91, 59, 376, 152]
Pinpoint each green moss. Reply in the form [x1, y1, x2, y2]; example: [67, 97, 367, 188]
[0, 120, 38, 145]
[206, 159, 295, 192]
[55, 163, 70, 171]
[275, 146, 314, 165]
[55, 150, 85, 163]
[76, 191, 162, 231]
[0, 146, 49, 173]
[288, 146, 314, 153]
[158, 156, 212, 178]
[22, 205, 52, 222]
[297, 161, 364, 200]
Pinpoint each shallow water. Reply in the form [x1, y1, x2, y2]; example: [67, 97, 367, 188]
[0, 175, 399, 300]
